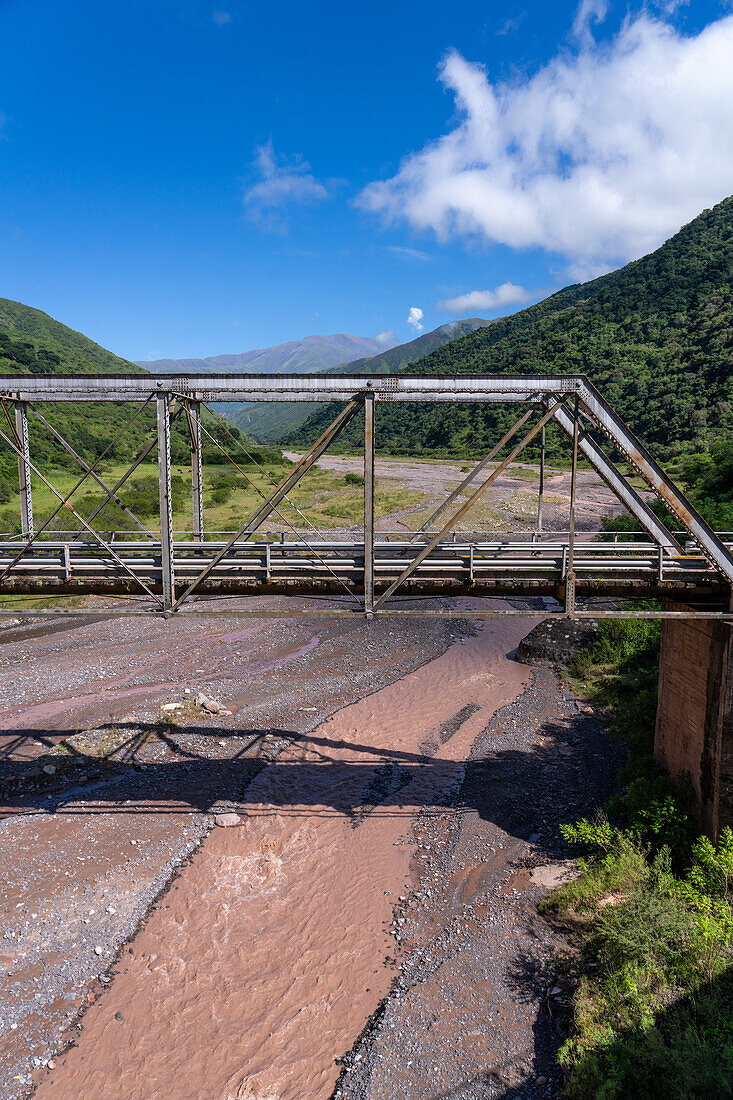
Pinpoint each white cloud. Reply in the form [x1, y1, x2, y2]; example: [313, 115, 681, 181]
[438, 282, 530, 314]
[212, 10, 231, 25]
[243, 141, 330, 232]
[374, 330, 397, 346]
[387, 245, 432, 261]
[407, 307, 424, 332]
[358, 13, 733, 272]
[496, 13, 526, 37]
[572, 0, 609, 45]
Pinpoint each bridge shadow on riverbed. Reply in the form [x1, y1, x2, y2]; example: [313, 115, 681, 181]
[1, 706, 620, 862]
[1, 703, 623, 1099]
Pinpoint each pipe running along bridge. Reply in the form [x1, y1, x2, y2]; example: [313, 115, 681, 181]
[0, 372, 732, 622]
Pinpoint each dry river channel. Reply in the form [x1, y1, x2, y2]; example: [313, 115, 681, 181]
[0, 597, 621, 1100]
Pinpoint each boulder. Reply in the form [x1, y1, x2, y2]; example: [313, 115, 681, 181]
[516, 618, 598, 667]
[194, 693, 231, 716]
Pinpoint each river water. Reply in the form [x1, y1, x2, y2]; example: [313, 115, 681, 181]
[35, 616, 532, 1100]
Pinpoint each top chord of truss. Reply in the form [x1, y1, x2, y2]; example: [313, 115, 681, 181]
[0, 373, 582, 403]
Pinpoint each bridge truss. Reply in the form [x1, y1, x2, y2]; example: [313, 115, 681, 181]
[1, 372, 732, 620]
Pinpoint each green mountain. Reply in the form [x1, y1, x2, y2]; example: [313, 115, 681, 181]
[232, 318, 491, 442]
[0, 297, 146, 378]
[284, 197, 733, 460]
[0, 299, 242, 523]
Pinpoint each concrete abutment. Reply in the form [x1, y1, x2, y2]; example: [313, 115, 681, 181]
[655, 611, 733, 840]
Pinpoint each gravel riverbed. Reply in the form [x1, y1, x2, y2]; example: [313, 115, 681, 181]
[0, 596, 620, 1099]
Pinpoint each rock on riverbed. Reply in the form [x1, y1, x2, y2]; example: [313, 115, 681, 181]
[516, 617, 599, 668]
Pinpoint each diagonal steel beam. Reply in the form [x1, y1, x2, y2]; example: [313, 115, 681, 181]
[373, 399, 566, 612]
[550, 401, 682, 553]
[576, 379, 733, 576]
[170, 396, 364, 611]
[0, 423, 162, 604]
[75, 405, 184, 539]
[30, 405, 156, 541]
[409, 407, 535, 542]
[0, 400, 34, 539]
[0, 394, 153, 558]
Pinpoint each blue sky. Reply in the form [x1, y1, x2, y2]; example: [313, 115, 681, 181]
[1, 0, 732, 361]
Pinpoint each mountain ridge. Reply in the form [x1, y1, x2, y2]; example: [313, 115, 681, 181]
[137, 333, 393, 376]
[231, 318, 491, 441]
[284, 196, 733, 459]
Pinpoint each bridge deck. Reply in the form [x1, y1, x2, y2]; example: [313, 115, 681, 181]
[1, 537, 727, 605]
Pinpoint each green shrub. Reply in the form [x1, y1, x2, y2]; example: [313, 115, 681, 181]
[609, 765, 696, 862]
[687, 828, 733, 903]
[564, 969, 733, 1100]
[592, 881, 695, 983]
[543, 827, 649, 914]
[119, 474, 186, 517]
[554, 827, 733, 1097]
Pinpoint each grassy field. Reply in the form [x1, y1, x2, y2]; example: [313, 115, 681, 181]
[0, 458, 429, 539]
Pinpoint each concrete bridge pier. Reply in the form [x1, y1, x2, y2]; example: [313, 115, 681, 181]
[655, 610, 733, 840]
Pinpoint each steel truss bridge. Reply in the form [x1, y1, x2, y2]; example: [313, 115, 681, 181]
[1, 373, 732, 621]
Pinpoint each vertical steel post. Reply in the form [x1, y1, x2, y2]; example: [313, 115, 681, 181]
[14, 402, 34, 539]
[538, 424, 545, 535]
[190, 400, 204, 542]
[157, 394, 175, 612]
[61, 543, 71, 581]
[565, 397, 579, 616]
[363, 392, 375, 616]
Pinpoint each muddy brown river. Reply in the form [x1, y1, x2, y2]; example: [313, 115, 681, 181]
[1, 593, 619, 1100]
[29, 615, 531, 1100]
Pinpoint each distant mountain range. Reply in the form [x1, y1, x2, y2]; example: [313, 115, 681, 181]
[136, 333, 393, 376]
[230, 318, 491, 441]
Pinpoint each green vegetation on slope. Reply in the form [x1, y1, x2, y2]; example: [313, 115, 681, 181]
[551, 454, 733, 1094]
[0, 297, 146, 377]
[0, 298, 250, 521]
[536, 561, 733, 1097]
[599, 438, 733, 539]
[231, 319, 490, 442]
[286, 196, 733, 460]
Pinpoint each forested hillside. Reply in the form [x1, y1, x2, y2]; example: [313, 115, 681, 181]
[285, 197, 733, 459]
[0, 299, 244, 520]
[231, 318, 490, 442]
[0, 298, 147, 378]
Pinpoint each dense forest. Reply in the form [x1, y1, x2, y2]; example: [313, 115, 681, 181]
[285, 196, 733, 462]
